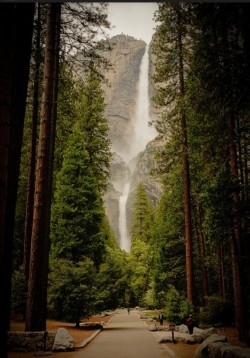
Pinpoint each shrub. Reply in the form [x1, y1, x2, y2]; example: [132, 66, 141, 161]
[48, 257, 97, 326]
[199, 296, 234, 326]
[141, 288, 158, 309]
[165, 285, 194, 325]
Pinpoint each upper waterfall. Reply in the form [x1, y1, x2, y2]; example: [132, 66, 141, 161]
[128, 44, 157, 165]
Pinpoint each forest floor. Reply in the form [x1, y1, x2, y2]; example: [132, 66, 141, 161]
[8, 311, 248, 358]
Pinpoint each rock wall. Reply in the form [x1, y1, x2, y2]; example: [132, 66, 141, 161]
[103, 35, 146, 158]
[8, 331, 56, 352]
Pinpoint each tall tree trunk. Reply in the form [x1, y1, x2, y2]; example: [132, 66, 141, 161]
[217, 242, 226, 299]
[227, 111, 249, 343]
[0, 4, 34, 356]
[193, 198, 208, 303]
[25, 4, 59, 331]
[23, 3, 42, 282]
[43, 3, 61, 323]
[176, 5, 194, 304]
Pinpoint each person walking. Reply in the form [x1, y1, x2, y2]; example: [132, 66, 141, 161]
[158, 311, 164, 326]
[186, 314, 194, 334]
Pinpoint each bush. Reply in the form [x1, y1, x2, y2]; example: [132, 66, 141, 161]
[199, 296, 234, 326]
[141, 288, 158, 309]
[48, 257, 97, 326]
[165, 285, 194, 325]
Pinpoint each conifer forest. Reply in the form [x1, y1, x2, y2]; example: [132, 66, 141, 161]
[0, 3, 249, 356]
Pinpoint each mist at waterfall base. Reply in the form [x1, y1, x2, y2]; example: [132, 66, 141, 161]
[118, 44, 157, 253]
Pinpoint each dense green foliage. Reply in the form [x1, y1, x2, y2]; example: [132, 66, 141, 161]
[95, 247, 131, 309]
[74, 63, 112, 193]
[47, 63, 113, 323]
[50, 122, 106, 265]
[150, 3, 250, 340]
[199, 296, 235, 327]
[129, 183, 154, 306]
[165, 285, 193, 325]
[48, 258, 97, 325]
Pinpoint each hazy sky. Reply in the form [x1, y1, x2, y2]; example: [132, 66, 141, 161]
[107, 2, 158, 44]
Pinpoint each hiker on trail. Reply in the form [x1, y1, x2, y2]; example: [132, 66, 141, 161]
[128, 307, 130, 314]
[158, 311, 164, 326]
[186, 314, 194, 334]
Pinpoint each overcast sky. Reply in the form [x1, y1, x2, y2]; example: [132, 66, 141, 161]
[107, 2, 158, 44]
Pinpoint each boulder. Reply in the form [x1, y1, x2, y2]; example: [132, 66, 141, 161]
[156, 331, 195, 344]
[194, 333, 227, 357]
[192, 327, 218, 343]
[219, 344, 250, 357]
[148, 324, 157, 331]
[195, 340, 250, 358]
[178, 324, 189, 333]
[52, 328, 74, 352]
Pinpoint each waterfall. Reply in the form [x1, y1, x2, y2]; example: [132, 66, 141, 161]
[130, 44, 156, 160]
[118, 44, 156, 253]
[119, 170, 131, 252]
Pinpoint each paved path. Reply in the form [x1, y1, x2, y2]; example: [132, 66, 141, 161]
[74, 309, 172, 358]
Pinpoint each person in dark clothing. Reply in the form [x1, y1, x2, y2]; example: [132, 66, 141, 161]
[159, 311, 164, 326]
[186, 314, 194, 334]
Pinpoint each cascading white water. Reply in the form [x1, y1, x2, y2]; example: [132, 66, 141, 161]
[130, 44, 156, 160]
[118, 44, 156, 252]
[119, 174, 131, 252]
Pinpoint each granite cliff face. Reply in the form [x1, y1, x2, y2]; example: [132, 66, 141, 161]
[103, 35, 146, 158]
[102, 35, 162, 246]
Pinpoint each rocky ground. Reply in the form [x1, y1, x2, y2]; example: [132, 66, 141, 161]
[8, 312, 248, 358]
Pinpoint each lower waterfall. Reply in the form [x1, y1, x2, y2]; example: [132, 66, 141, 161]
[119, 177, 131, 252]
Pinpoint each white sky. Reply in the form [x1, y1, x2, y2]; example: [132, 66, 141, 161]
[107, 2, 158, 44]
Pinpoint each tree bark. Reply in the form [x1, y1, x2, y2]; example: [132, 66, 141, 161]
[0, 4, 34, 356]
[193, 199, 208, 303]
[23, 4, 42, 282]
[217, 242, 226, 299]
[43, 3, 61, 324]
[25, 4, 59, 331]
[227, 111, 249, 343]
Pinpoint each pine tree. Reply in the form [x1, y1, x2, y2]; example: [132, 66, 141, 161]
[50, 122, 106, 266]
[75, 62, 112, 193]
[189, 3, 250, 342]
[152, 3, 194, 303]
[131, 182, 153, 244]
[151, 161, 186, 307]
[48, 257, 97, 326]
[23, 3, 42, 282]
[26, 4, 61, 332]
[130, 183, 154, 305]
[96, 247, 130, 309]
